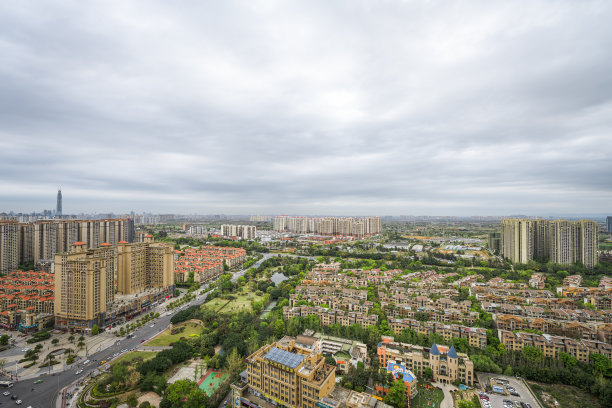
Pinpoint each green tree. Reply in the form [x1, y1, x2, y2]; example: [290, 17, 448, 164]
[0, 335, 9, 346]
[325, 355, 337, 366]
[92, 324, 100, 336]
[51, 338, 59, 346]
[126, 393, 138, 407]
[590, 353, 612, 377]
[423, 367, 433, 382]
[227, 348, 245, 375]
[161, 379, 199, 408]
[384, 379, 407, 408]
[560, 352, 577, 368]
[523, 345, 544, 362]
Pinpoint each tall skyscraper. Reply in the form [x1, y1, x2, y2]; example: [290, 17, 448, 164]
[56, 188, 62, 218]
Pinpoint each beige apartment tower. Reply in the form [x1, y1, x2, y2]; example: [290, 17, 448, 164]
[54, 242, 116, 331]
[116, 239, 174, 294]
[0, 220, 19, 275]
[234, 336, 336, 408]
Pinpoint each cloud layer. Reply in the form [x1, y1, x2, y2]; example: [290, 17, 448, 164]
[1, 0, 611, 215]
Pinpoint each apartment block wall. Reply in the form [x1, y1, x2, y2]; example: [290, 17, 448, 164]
[501, 219, 598, 268]
[0, 220, 19, 275]
[54, 244, 116, 330]
[116, 241, 174, 295]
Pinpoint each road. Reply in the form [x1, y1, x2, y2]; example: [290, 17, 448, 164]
[0, 252, 308, 407]
[0, 285, 217, 408]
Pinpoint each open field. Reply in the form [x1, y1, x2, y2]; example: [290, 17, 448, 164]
[146, 322, 203, 347]
[204, 287, 265, 313]
[411, 382, 444, 408]
[528, 381, 603, 408]
[111, 351, 157, 366]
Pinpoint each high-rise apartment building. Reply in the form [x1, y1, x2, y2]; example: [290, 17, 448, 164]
[607, 216, 612, 233]
[221, 224, 256, 240]
[487, 231, 501, 253]
[500, 219, 598, 268]
[273, 216, 381, 237]
[232, 336, 336, 408]
[0, 220, 19, 275]
[500, 219, 535, 264]
[19, 218, 134, 264]
[116, 237, 174, 294]
[54, 242, 116, 331]
[250, 215, 271, 222]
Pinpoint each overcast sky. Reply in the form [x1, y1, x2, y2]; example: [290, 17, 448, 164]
[1, 1, 611, 216]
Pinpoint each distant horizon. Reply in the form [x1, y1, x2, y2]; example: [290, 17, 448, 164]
[1, 2, 611, 217]
[2, 207, 610, 220]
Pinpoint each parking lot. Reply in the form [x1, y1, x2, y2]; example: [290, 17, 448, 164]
[477, 373, 541, 408]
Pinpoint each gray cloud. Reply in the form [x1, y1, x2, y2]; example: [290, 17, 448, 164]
[1, 0, 611, 216]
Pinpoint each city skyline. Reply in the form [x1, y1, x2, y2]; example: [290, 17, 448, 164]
[1, 1, 612, 215]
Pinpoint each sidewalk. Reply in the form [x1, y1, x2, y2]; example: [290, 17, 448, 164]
[435, 382, 458, 408]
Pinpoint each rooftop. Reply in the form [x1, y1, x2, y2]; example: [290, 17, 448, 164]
[264, 347, 305, 369]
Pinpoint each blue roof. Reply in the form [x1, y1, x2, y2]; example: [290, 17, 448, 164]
[264, 347, 304, 369]
[447, 345, 458, 358]
[430, 343, 440, 355]
[387, 361, 416, 383]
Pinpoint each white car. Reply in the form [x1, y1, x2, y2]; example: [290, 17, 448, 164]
[15, 400, 22, 405]
[3, 391, 10, 396]
[150, 324, 154, 328]
[76, 369, 83, 375]
[83, 359, 90, 364]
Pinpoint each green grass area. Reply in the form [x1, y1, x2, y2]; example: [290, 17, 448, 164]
[146, 322, 203, 347]
[528, 381, 604, 408]
[411, 382, 444, 408]
[204, 287, 265, 313]
[111, 351, 158, 366]
[599, 243, 612, 250]
[198, 369, 229, 396]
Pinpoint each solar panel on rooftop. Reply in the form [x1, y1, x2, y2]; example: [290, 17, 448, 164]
[264, 347, 304, 369]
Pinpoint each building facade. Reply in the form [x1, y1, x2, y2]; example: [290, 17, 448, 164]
[233, 336, 336, 408]
[377, 337, 474, 386]
[54, 242, 116, 331]
[0, 220, 19, 276]
[116, 237, 174, 294]
[501, 219, 598, 268]
[273, 216, 381, 238]
[221, 224, 257, 240]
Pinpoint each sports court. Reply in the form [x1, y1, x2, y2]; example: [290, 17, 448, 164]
[198, 369, 229, 396]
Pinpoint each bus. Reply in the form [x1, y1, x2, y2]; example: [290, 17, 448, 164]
[0, 381, 14, 388]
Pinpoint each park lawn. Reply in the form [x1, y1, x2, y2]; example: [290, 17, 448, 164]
[528, 381, 604, 408]
[411, 382, 444, 408]
[111, 351, 157, 366]
[204, 287, 265, 313]
[146, 322, 203, 347]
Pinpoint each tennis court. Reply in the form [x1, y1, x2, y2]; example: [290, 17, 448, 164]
[198, 369, 229, 396]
